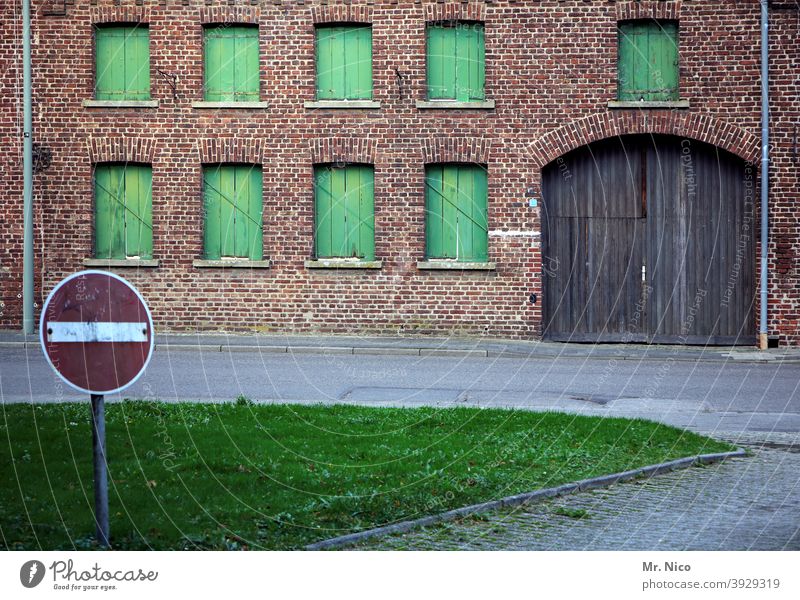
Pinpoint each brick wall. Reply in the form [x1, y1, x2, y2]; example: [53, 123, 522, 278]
[0, 0, 797, 344]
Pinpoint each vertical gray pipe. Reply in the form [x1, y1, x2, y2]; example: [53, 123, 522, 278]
[22, 0, 34, 334]
[759, 0, 769, 349]
[91, 394, 110, 548]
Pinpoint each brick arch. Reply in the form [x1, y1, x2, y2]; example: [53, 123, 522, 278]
[528, 112, 760, 172]
[424, 2, 485, 23]
[197, 138, 264, 164]
[311, 5, 373, 25]
[199, 6, 260, 26]
[87, 137, 157, 164]
[422, 138, 492, 164]
[90, 6, 150, 25]
[310, 138, 377, 165]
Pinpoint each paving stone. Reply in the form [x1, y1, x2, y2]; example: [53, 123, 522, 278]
[358, 432, 800, 551]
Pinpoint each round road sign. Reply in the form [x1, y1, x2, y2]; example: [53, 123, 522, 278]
[39, 270, 154, 395]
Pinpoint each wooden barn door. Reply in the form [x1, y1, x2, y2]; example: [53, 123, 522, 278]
[541, 138, 648, 342]
[541, 135, 755, 345]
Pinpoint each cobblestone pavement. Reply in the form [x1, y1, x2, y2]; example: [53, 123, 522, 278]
[358, 432, 800, 550]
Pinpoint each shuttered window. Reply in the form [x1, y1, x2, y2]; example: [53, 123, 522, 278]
[314, 165, 375, 260]
[425, 165, 488, 261]
[94, 164, 153, 259]
[203, 165, 263, 260]
[426, 22, 485, 101]
[203, 25, 260, 102]
[315, 25, 373, 100]
[618, 20, 679, 101]
[95, 26, 150, 100]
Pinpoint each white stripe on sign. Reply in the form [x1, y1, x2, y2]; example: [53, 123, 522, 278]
[48, 322, 148, 343]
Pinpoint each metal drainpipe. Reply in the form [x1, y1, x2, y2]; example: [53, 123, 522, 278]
[22, 0, 34, 334]
[759, 0, 770, 350]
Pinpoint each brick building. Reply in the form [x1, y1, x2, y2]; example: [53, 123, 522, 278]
[1, 0, 798, 344]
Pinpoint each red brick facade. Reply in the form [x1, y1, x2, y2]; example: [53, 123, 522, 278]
[0, 0, 797, 344]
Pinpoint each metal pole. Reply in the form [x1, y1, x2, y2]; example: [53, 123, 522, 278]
[759, 0, 770, 350]
[22, 0, 34, 334]
[90, 394, 110, 548]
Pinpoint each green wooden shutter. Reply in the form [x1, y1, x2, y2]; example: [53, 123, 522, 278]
[314, 165, 375, 259]
[618, 20, 678, 101]
[94, 164, 152, 259]
[427, 23, 485, 101]
[203, 166, 222, 259]
[316, 25, 372, 100]
[126, 27, 150, 100]
[95, 26, 150, 100]
[425, 166, 445, 258]
[123, 165, 153, 258]
[314, 167, 334, 256]
[95, 165, 121, 258]
[463, 23, 485, 101]
[357, 166, 375, 260]
[650, 21, 678, 100]
[463, 166, 488, 261]
[425, 164, 487, 261]
[203, 165, 263, 259]
[204, 26, 259, 101]
[442, 166, 458, 257]
[349, 26, 372, 100]
[316, 27, 341, 100]
[236, 26, 260, 101]
[427, 26, 457, 99]
[235, 166, 263, 259]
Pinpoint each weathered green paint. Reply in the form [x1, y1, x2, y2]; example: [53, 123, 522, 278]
[94, 164, 153, 259]
[203, 167, 222, 260]
[314, 165, 375, 260]
[203, 165, 263, 260]
[219, 164, 236, 257]
[427, 23, 485, 101]
[316, 25, 372, 100]
[425, 165, 488, 261]
[618, 20, 678, 101]
[204, 26, 260, 102]
[95, 26, 150, 100]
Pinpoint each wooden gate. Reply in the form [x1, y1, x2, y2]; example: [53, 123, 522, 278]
[541, 135, 755, 345]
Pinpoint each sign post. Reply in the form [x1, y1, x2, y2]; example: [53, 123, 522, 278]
[91, 393, 109, 547]
[40, 271, 154, 548]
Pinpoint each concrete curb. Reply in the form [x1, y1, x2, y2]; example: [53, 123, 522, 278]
[3, 339, 798, 364]
[304, 448, 747, 550]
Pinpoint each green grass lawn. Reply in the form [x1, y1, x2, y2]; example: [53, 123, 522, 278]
[0, 401, 733, 550]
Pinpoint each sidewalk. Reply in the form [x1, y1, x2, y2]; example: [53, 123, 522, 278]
[3, 329, 799, 364]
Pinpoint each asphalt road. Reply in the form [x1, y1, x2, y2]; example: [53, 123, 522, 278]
[3, 346, 799, 551]
[2, 347, 799, 434]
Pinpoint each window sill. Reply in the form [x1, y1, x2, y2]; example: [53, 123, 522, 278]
[83, 100, 159, 108]
[417, 260, 496, 271]
[193, 259, 271, 268]
[607, 100, 690, 109]
[192, 101, 271, 109]
[416, 100, 495, 110]
[305, 259, 383, 269]
[304, 100, 382, 109]
[83, 258, 159, 268]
